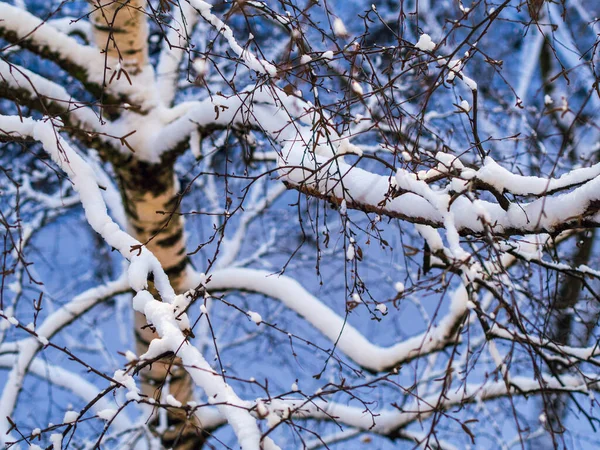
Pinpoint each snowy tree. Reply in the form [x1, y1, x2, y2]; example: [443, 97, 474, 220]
[1, 0, 600, 449]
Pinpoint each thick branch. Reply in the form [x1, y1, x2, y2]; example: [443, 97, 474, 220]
[206, 268, 467, 372]
[0, 3, 110, 99]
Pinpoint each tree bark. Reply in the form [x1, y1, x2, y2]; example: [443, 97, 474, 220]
[88, 1, 205, 447]
[89, 0, 149, 74]
[115, 158, 206, 449]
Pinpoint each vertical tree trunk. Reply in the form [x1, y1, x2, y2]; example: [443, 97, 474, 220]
[115, 158, 206, 449]
[89, 2, 204, 448]
[89, 0, 149, 74]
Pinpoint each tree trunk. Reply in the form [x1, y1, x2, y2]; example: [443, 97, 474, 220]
[115, 158, 206, 449]
[89, 1, 205, 447]
[89, 0, 149, 74]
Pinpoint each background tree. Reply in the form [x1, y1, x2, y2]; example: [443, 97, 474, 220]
[1, 0, 600, 449]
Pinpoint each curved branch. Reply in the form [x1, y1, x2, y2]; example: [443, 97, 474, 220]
[0, 114, 275, 450]
[260, 373, 600, 436]
[0, 274, 130, 443]
[0, 58, 105, 134]
[0, 355, 132, 432]
[206, 268, 467, 372]
[153, 373, 600, 443]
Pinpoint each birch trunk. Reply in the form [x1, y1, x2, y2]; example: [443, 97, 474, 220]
[115, 159, 205, 449]
[89, 1, 204, 447]
[89, 0, 148, 74]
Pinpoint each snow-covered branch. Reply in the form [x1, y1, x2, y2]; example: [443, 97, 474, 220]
[156, 1, 199, 107]
[187, 0, 277, 77]
[153, 87, 600, 237]
[254, 373, 600, 437]
[0, 3, 105, 93]
[207, 268, 467, 372]
[0, 59, 103, 135]
[0, 114, 274, 450]
[0, 274, 130, 443]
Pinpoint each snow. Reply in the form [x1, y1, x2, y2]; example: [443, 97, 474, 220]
[0, 3, 102, 75]
[476, 156, 600, 196]
[545, 94, 554, 105]
[134, 289, 268, 449]
[207, 268, 471, 372]
[5, 4, 600, 445]
[265, 101, 600, 236]
[351, 80, 364, 96]
[346, 244, 355, 261]
[394, 282, 405, 294]
[462, 75, 478, 91]
[376, 304, 388, 314]
[415, 34, 436, 51]
[188, 0, 276, 77]
[435, 152, 464, 170]
[31, 428, 41, 436]
[63, 410, 78, 423]
[333, 18, 348, 37]
[256, 399, 268, 417]
[166, 394, 183, 407]
[98, 408, 117, 421]
[193, 58, 208, 77]
[339, 199, 348, 215]
[300, 54, 312, 64]
[0, 116, 175, 301]
[337, 138, 363, 156]
[132, 290, 154, 314]
[247, 311, 262, 325]
[50, 433, 62, 449]
[322, 50, 334, 60]
[124, 350, 137, 362]
[446, 59, 462, 82]
[291, 382, 299, 392]
[0, 4, 161, 113]
[113, 370, 141, 401]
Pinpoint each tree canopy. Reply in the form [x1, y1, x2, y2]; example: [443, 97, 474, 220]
[2, 0, 600, 449]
